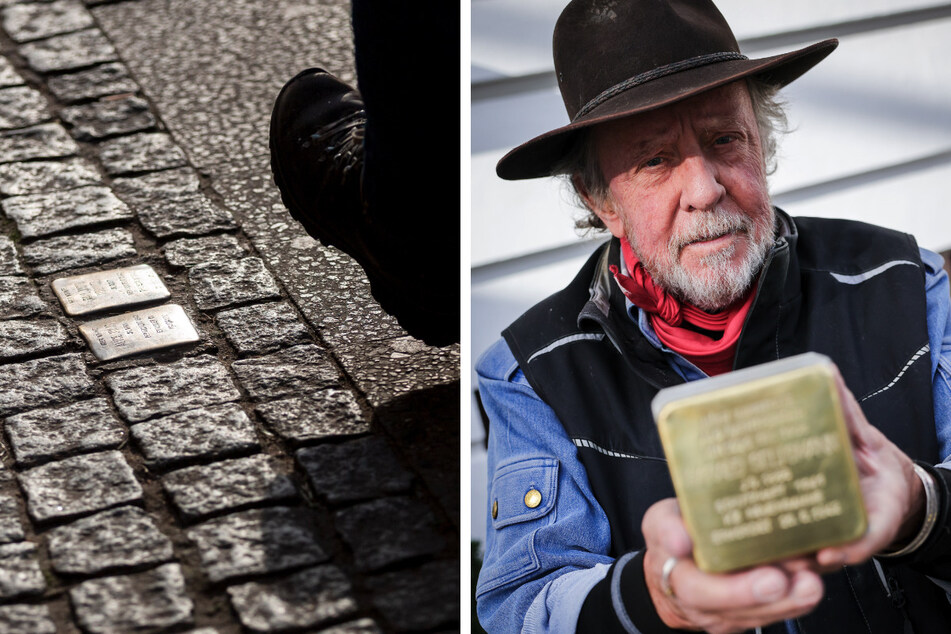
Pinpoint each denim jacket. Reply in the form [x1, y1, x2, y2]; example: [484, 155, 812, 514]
[476, 247, 951, 633]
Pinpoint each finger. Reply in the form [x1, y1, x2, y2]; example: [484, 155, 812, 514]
[671, 561, 792, 611]
[696, 570, 825, 626]
[643, 498, 693, 557]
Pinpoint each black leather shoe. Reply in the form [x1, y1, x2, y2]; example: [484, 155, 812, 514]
[269, 68, 458, 346]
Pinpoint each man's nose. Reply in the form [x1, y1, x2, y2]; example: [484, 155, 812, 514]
[678, 155, 725, 212]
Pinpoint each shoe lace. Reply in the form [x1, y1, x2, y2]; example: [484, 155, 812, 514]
[311, 109, 366, 187]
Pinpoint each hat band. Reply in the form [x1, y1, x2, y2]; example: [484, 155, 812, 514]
[573, 51, 748, 120]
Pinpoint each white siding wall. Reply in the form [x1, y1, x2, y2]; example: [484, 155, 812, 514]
[471, 0, 951, 544]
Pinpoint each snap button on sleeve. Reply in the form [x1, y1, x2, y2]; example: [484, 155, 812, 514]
[524, 489, 542, 509]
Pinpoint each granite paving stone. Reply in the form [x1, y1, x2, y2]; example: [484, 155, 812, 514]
[0, 604, 56, 634]
[19, 28, 117, 73]
[0, 353, 95, 417]
[60, 94, 156, 140]
[186, 506, 328, 583]
[162, 233, 246, 268]
[338, 337, 460, 408]
[21, 227, 137, 275]
[226, 565, 357, 632]
[162, 454, 297, 522]
[0, 86, 51, 129]
[112, 168, 237, 237]
[255, 388, 368, 445]
[18, 450, 142, 523]
[215, 302, 311, 355]
[0, 541, 45, 599]
[335, 496, 445, 572]
[0, 56, 23, 88]
[0, 275, 46, 319]
[364, 560, 459, 631]
[0, 493, 24, 543]
[0, 235, 21, 275]
[105, 355, 241, 423]
[130, 403, 259, 469]
[0, 122, 78, 163]
[98, 131, 188, 175]
[0, 318, 69, 361]
[296, 436, 413, 504]
[1, 0, 95, 42]
[0, 157, 101, 196]
[47, 505, 174, 575]
[231, 344, 340, 400]
[5, 398, 125, 467]
[2, 186, 133, 238]
[46, 61, 138, 103]
[69, 563, 194, 633]
[188, 256, 282, 310]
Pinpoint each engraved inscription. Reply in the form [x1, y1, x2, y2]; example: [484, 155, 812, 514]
[51, 264, 170, 316]
[79, 304, 199, 361]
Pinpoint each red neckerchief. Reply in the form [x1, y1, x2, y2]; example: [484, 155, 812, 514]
[609, 238, 755, 376]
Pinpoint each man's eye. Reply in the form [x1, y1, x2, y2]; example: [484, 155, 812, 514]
[714, 135, 735, 145]
[644, 156, 664, 167]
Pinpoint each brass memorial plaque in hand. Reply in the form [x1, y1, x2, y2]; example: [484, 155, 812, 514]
[652, 353, 866, 573]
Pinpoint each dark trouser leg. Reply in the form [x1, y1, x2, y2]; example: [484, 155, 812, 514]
[350, 0, 460, 333]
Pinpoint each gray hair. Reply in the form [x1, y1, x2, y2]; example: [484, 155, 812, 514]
[555, 78, 789, 232]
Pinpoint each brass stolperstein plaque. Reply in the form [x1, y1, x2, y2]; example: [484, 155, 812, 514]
[51, 264, 171, 316]
[652, 353, 867, 573]
[79, 304, 200, 361]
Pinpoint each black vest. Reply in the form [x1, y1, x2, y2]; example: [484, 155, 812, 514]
[504, 214, 950, 633]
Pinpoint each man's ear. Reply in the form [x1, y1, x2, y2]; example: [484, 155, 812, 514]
[572, 174, 625, 239]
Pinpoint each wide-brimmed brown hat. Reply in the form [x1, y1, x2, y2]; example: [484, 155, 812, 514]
[496, 0, 838, 180]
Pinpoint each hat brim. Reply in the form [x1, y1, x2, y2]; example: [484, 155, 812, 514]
[495, 39, 838, 180]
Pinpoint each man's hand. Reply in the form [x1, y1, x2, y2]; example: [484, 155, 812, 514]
[642, 499, 824, 633]
[813, 368, 925, 567]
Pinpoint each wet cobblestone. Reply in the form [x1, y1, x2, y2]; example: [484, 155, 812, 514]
[2, 185, 133, 238]
[162, 454, 298, 522]
[335, 496, 445, 572]
[46, 61, 137, 102]
[21, 226, 137, 274]
[69, 563, 194, 633]
[106, 355, 241, 423]
[98, 131, 188, 175]
[0, 353, 94, 417]
[0, 85, 50, 129]
[163, 233, 247, 268]
[0, 122, 78, 162]
[130, 403, 259, 469]
[0, 157, 101, 196]
[47, 505, 174, 575]
[297, 436, 414, 504]
[0, 318, 69, 360]
[5, 398, 124, 467]
[186, 506, 328, 583]
[0, 541, 45, 599]
[1, 0, 95, 43]
[0, 235, 21, 275]
[215, 301, 311, 355]
[189, 256, 282, 310]
[60, 94, 156, 141]
[255, 388, 369, 445]
[19, 28, 117, 73]
[0, 604, 56, 633]
[18, 450, 142, 522]
[227, 565, 358, 632]
[232, 343, 340, 400]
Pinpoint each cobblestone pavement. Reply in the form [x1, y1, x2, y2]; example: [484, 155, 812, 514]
[0, 0, 460, 632]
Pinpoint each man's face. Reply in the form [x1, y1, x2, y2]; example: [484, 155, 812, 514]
[589, 81, 775, 311]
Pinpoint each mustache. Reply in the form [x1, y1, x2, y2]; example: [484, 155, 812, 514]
[669, 209, 751, 252]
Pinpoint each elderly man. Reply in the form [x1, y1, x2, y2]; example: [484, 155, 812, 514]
[475, 1, 951, 632]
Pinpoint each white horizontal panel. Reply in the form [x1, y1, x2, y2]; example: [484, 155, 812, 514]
[767, 18, 951, 193]
[776, 159, 951, 253]
[471, 150, 589, 265]
[471, 449, 489, 543]
[472, 0, 949, 79]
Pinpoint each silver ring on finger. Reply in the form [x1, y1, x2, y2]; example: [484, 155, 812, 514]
[661, 556, 678, 598]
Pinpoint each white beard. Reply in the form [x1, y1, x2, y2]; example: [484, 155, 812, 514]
[630, 206, 775, 312]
